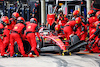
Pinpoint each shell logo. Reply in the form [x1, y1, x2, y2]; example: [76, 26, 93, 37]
[61, 18, 62, 20]
[28, 26, 31, 29]
[95, 24, 97, 26]
[93, 17, 95, 19]
[7, 17, 8, 20]
[88, 30, 89, 33]
[56, 39, 60, 41]
[76, 21, 78, 23]
[5, 21, 7, 23]
[64, 38, 67, 40]
[14, 27, 18, 29]
[56, 28, 58, 30]
[64, 15, 66, 17]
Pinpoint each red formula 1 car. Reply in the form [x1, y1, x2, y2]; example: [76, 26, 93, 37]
[36, 27, 87, 55]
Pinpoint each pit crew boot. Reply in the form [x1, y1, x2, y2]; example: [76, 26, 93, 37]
[22, 54, 28, 57]
[28, 53, 34, 57]
[1, 52, 7, 57]
[84, 45, 90, 51]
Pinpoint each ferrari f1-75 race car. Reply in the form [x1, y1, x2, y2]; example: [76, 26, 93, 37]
[36, 27, 87, 55]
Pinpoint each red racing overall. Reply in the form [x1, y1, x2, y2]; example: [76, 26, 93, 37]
[87, 16, 98, 36]
[26, 23, 39, 57]
[0, 23, 6, 56]
[63, 21, 76, 45]
[89, 24, 100, 53]
[3, 18, 16, 53]
[10, 17, 27, 57]
[3, 26, 11, 49]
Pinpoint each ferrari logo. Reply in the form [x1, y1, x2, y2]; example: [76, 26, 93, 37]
[28, 26, 31, 29]
[14, 27, 18, 29]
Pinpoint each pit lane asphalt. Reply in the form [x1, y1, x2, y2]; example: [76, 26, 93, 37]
[0, 52, 100, 67]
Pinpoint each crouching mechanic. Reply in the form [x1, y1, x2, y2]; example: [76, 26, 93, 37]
[88, 21, 100, 53]
[10, 17, 28, 57]
[63, 20, 76, 46]
[73, 17, 87, 41]
[26, 18, 41, 57]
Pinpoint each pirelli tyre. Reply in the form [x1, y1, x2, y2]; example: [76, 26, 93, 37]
[14, 40, 31, 54]
[36, 37, 43, 52]
[69, 35, 80, 45]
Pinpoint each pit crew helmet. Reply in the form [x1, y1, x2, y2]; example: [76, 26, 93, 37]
[17, 17, 25, 23]
[30, 18, 37, 24]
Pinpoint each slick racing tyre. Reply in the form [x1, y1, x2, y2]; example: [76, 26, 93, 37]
[14, 40, 31, 54]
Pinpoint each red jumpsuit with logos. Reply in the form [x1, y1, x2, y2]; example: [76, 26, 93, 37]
[88, 25, 100, 53]
[63, 21, 76, 45]
[3, 18, 16, 52]
[57, 15, 68, 33]
[80, 22, 87, 41]
[10, 23, 26, 57]
[0, 23, 6, 56]
[57, 15, 68, 27]
[73, 22, 87, 41]
[87, 16, 98, 36]
[26, 23, 39, 56]
[3, 26, 11, 52]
